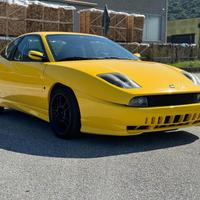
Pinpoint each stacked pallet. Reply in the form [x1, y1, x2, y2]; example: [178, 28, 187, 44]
[0, 1, 75, 37]
[0, 2, 26, 36]
[147, 44, 199, 63]
[128, 15, 145, 43]
[119, 42, 150, 60]
[80, 9, 145, 43]
[0, 38, 10, 51]
[149, 44, 176, 63]
[120, 43, 199, 63]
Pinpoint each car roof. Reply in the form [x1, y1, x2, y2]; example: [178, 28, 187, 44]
[20, 32, 103, 38]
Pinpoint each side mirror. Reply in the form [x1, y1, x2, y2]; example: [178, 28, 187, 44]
[133, 53, 141, 59]
[28, 50, 45, 61]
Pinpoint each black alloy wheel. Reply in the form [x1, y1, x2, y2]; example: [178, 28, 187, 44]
[49, 87, 81, 139]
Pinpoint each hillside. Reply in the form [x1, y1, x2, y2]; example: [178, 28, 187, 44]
[168, 0, 200, 20]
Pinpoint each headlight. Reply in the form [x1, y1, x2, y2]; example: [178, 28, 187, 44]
[98, 73, 140, 89]
[182, 71, 200, 85]
[129, 97, 148, 107]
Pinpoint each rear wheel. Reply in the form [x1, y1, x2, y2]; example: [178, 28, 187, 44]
[49, 87, 81, 139]
[0, 107, 4, 113]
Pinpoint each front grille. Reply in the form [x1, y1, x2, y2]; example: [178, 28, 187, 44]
[145, 93, 200, 107]
[127, 113, 200, 132]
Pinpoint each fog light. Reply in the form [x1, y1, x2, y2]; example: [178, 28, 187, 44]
[129, 97, 148, 107]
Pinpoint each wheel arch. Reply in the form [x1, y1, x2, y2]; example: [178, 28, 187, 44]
[48, 83, 78, 102]
[48, 83, 81, 111]
[48, 82, 81, 118]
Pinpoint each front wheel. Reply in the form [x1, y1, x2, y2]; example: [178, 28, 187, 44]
[49, 87, 81, 139]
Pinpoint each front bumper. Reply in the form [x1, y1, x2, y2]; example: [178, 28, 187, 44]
[78, 94, 200, 136]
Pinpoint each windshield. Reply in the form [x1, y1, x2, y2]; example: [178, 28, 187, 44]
[46, 34, 139, 61]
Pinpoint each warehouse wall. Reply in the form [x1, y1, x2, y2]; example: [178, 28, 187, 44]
[43, 0, 168, 43]
[168, 18, 200, 45]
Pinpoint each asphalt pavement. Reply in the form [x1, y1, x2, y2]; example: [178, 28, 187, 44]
[0, 73, 200, 200]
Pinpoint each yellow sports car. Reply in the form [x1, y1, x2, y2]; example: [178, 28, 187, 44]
[0, 32, 200, 139]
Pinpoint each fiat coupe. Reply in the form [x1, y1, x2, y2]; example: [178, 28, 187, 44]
[0, 32, 200, 139]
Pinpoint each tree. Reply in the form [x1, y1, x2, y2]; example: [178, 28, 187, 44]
[168, 0, 200, 20]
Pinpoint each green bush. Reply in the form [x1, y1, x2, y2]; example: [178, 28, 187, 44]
[171, 60, 200, 68]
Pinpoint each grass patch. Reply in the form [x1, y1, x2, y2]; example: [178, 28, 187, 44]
[171, 60, 200, 68]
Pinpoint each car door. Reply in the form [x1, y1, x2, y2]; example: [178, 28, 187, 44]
[0, 37, 22, 104]
[2, 35, 48, 112]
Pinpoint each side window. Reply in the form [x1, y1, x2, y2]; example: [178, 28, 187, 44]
[13, 35, 46, 62]
[1, 38, 21, 60]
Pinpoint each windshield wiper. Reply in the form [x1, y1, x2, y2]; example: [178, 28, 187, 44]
[58, 57, 97, 61]
[99, 57, 133, 60]
[58, 56, 133, 61]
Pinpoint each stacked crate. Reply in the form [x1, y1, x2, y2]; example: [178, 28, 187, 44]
[80, 9, 145, 43]
[0, 38, 10, 51]
[128, 15, 145, 43]
[0, 2, 6, 36]
[119, 43, 200, 63]
[0, 2, 26, 36]
[0, 1, 74, 37]
[26, 4, 74, 33]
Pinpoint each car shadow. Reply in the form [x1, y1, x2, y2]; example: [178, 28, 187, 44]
[0, 109, 199, 159]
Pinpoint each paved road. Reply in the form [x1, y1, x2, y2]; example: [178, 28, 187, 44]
[0, 109, 200, 200]
[0, 72, 200, 200]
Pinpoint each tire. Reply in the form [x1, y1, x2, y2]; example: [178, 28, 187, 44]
[49, 86, 81, 139]
[0, 107, 4, 113]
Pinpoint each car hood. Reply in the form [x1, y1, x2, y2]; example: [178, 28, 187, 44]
[55, 59, 200, 94]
